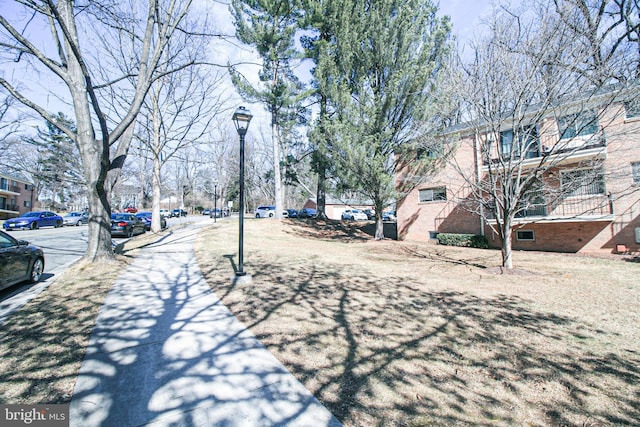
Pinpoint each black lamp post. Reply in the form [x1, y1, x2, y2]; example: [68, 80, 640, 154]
[232, 106, 253, 282]
[213, 181, 218, 223]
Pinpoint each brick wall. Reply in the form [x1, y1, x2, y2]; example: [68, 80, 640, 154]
[397, 100, 640, 254]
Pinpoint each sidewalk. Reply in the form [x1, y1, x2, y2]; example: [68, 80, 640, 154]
[70, 220, 342, 426]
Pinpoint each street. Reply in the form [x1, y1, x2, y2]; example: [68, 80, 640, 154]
[0, 214, 212, 322]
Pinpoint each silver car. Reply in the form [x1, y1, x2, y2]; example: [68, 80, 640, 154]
[63, 211, 89, 226]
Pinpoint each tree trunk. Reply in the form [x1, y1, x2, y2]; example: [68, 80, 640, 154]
[315, 160, 327, 220]
[374, 198, 385, 240]
[59, 0, 114, 262]
[272, 110, 284, 220]
[151, 154, 162, 232]
[501, 217, 514, 269]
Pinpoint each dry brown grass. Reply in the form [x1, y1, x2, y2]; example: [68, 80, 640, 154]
[0, 230, 169, 405]
[194, 218, 640, 427]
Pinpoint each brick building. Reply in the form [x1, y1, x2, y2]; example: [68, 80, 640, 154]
[0, 173, 35, 220]
[397, 94, 640, 255]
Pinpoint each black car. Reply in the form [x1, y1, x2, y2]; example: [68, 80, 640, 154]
[0, 230, 45, 291]
[135, 211, 167, 230]
[110, 213, 147, 237]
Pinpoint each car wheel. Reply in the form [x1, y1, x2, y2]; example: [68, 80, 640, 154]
[54, 220, 62, 228]
[255, 213, 260, 218]
[30, 222, 38, 230]
[76, 220, 82, 226]
[30, 258, 44, 283]
[269, 212, 274, 217]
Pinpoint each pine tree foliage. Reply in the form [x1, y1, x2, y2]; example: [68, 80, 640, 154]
[314, 0, 452, 239]
[230, 0, 312, 219]
[29, 113, 84, 207]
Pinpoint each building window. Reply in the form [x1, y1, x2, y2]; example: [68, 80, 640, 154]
[24, 200, 31, 208]
[561, 167, 606, 197]
[516, 230, 535, 241]
[500, 125, 539, 159]
[625, 99, 640, 119]
[417, 141, 444, 160]
[632, 162, 640, 185]
[419, 187, 446, 202]
[558, 111, 599, 139]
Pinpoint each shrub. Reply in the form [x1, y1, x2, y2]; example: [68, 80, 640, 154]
[437, 233, 488, 249]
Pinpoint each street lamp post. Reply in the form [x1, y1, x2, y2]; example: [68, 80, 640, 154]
[213, 181, 218, 223]
[232, 106, 253, 283]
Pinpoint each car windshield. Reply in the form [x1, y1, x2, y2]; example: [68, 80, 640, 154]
[111, 214, 130, 221]
[65, 212, 79, 217]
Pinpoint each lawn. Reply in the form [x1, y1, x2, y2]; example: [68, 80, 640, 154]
[194, 218, 640, 427]
[0, 231, 167, 405]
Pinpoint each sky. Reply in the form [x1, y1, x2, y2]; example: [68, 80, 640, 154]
[0, 0, 499, 135]
[438, 0, 496, 45]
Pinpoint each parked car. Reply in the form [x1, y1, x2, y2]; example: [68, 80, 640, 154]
[159, 209, 170, 217]
[110, 213, 147, 237]
[170, 208, 187, 218]
[3, 211, 63, 231]
[363, 209, 376, 220]
[298, 208, 317, 219]
[202, 209, 211, 216]
[382, 211, 397, 222]
[124, 206, 138, 213]
[286, 209, 298, 218]
[341, 209, 368, 221]
[135, 211, 167, 231]
[255, 205, 276, 218]
[62, 211, 89, 226]
[209, 208, 222, 218]
[0, 230, 45, 291]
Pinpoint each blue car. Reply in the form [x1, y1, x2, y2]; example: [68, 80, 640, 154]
[135, 211, 167, 230]
[298, 208, 317, 219]
[3, 211, 63, 231]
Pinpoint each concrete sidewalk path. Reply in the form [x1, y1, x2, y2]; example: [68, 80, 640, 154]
[70, 221, 342, 427]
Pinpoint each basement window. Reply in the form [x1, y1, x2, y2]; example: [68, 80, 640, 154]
[516, 230, 535, 241]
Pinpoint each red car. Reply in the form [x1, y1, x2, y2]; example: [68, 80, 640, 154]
[124, 207, 138, 213]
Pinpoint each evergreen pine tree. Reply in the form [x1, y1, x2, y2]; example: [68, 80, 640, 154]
[314, 0, 452, 239]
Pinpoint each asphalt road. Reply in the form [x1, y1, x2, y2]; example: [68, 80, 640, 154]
[0, 215, 213, 322]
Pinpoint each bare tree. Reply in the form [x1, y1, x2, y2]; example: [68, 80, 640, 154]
[551, 0, 640, 83]
[446, 3, 639, 268]
[133, 57, 227, 231]
[0, 1, 196, 261]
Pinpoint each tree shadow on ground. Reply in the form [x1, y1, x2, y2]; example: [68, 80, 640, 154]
[202, 248, 640, 426]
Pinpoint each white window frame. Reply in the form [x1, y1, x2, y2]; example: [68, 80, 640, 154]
[625, 99, 640, 120]
[632, 162, 640, 185]
[558, 110, 599, 140]
[419, 187, 446, 203]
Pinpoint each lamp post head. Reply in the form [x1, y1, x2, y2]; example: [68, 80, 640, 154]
[232, 106, 253, 136]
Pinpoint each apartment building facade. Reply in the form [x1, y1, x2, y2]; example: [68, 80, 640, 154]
[0, 173, 35, 220]
[397, 95, 640, 255]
